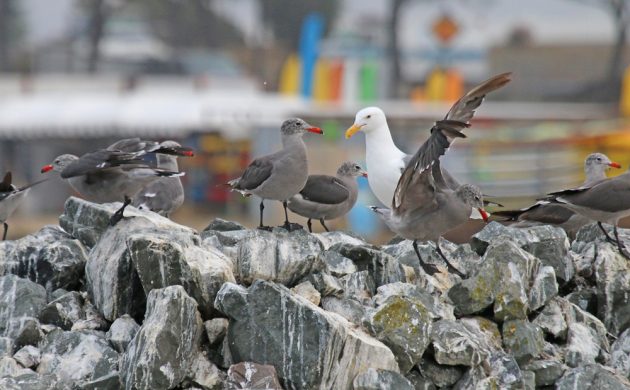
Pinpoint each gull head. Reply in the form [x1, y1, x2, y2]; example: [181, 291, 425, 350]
[585, 152, 620, 173]
[41, 154, 79, 174]
[457, 184, 488, 222]
[345, 107, 387, 139]
[338, 161, 368, 178]
[280, 118, 323, 136]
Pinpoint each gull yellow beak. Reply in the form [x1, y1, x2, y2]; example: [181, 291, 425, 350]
[345, 124, 363, 139]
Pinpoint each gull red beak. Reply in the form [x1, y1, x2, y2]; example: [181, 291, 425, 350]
[609, 162, 622, 169]
[478, 208, 489, 223]
[182, 150, 195, 157]
[41, 164, 53, 174]
[362, 172, 368, 178]
[306, 127, 323, 135]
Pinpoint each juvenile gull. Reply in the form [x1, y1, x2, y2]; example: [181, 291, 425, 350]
[493, 152, 621, 237]
[371, 117, 488, 277]
[287, 161, 367, 232]
[228, 118, 323, 230]
[345, 73, 511, 215]
[41, 147, 184, 225]
[0, 172, 46, 240]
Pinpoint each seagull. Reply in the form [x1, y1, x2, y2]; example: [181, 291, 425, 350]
[106, 138, 194, 217]
[371, 118, 488, 277]
[0, 172, 46, 240]
[227, 118, 323, 231]
[287, 161, 367, 232]
[493, 152, 621, 237]
[545, 169, 630, 259]
[41, 147, 184, 226]
[345, 73, 511, 216]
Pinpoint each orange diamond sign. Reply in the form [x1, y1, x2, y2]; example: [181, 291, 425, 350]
[432, 14, 459, 44]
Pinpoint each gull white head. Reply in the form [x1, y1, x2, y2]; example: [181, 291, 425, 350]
[585, 153, 620, 172]
[345, 107, 388, 139]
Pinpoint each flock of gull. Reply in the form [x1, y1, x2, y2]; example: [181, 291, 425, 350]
[2, 71, 630, 276]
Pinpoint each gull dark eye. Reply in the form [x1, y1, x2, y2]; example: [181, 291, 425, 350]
[367, 115, 372, 119]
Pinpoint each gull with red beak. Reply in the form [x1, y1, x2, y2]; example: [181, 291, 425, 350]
[287, 161, 367, 232]
[0, 172, 46, 240]
[370, 118, 488, 278]
[228, 118, 323, 230]
[494, 152, 622, 237]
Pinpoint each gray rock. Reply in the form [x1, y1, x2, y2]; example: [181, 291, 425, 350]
[565, 322, 600, 367]
[316, 250, 357, 277]
[320, 297, 366, 325]
[365, 295, 433, 373]
[0, 356, 27, 377]
[291, 281, 321, 306]
[73, 299, 108, 332]
[405, 370, 436, 390]
[330, 244, 406, 287]
[12, 345, 40, 368]
[522, 359, 566, 387]
[314, 231, 368, 250]
[203, 218, 245, 233]
[532, 298, 567, 338]
[0, 337, 13, 358]
[0, 226, 88, 292]
[372, 282, 454, 320]
[106, 314, 140, 353]
[610, 328, 630, 379]
[204, 318, 229, 346]
[185, 350, 226, 390]
[49, 288, 69, 301]
[485, 352, 523, 388]
[215, 280, 398, 390]
[121, 285, 203, 390]
[565, 287, 598, 314]
[39, 291, 85, 330]
[78, 372, 122, 390]
[430, 319, 499, 366]
[0, 372, 57, 390]
[339, 271, 375, 305]
[593, 243, 630, 336]
[0, 275, 47, 334]
[236, 229, 323, 285]
[37, 331, 119, 388]
[307, 272, 344, 297]
[5, 317, 43, 350]
[521, 370, 535, 390]
[556, 363, 630, 390]
[129, 232, 235, 320]
[528, 265, 558, 311]
[502, 320, 544, 365]
[419, 358, 464, 388]
[227, 361, 282, 390]
[353, 368, 414, 390]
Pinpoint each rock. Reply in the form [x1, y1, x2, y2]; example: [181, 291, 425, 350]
[0, 356, 26, 377]
[528, 266, 558, 311]
[227, 362, 283, 390]
[315, 250, 357, 277]
[129, 233, 235, 320]
[0, 275, 47, 331]
[0, 226, 88, 292]
[565, 287, 598, 315]
[39, 291, 85, 330]
[430, 319, 499, 367]
[522, 359, 566, 387]
[121, 285, 203, 390]
[532, 298, 567, 338]
[405, 370, 436, 390]
[365, 295, 433, 373]
[314, 231, 368, 250]
[203, 218, 245, 232]
[593, 243, 630, 336]
[372, 282, 454, 321]
[12, 345, 40, 368]
[204, 318, 229, 346]
[215, 280, 398, 390]
[236, 229, 323, 285]
[73, 300, 108, 332]
[79, 372, 122, 390]
[565, 322, 600, 367]
[0, 337, 13, 357]
[419, 358, 464, 388]
[610, 328, 630, 379]
[485, 352, 523, 388]
[556, 363, 630, 390]
[291, 281, 321, 306]
[0, 372, 57, 390]
[185, 350, 226, 390]
[307, 272, 344, 297]
[106, 314, 140, 353]
[353, 368, 414, 390]
[330, 244, 405, 287]
[321, 297, 366, 325]
[502, 320, 544, 365]
[339, 271, 375, 305]
[37, 331, 119, 388]
[521, 371, 535, 390]
[5, 317, 43, 350]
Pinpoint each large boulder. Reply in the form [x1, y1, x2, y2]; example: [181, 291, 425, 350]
[330, 244, 406, 287]
[120, 285, 203, 390]
[555, 363, 630, 390]
[353, 368, 414, 390]
[592, 243, 630, 336]
[0, 275, 47, 336]
[215, 280, 399, 390]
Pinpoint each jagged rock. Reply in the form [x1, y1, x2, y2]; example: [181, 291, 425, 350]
[205, 318, 229, 346]
[290, 281, 321, 306]
[532, 298, 567, 338]
[236, 229, 323, 285]
[106, 314, 140, 353]
[405, 370, 436, 390]
[0, 372, 57, 390]
[529, 266, 558, 311]
[610, 328, 630, 379]
[502, 320, 544, 365]
[353, 368, 414, 390]
[315, 250, 357, 277]
[5, 317, 44, 350]
[452, 365, 486, 389]
[314, 231, 368, 250]
[321, 297, 366, 325]
[0, 226, 88, 292]
[593, 243, 630, 336]
[215, 280, 398, 390]
[49, 288, 69, 301]
[0, 275, 47, 332]
[121, 286, 203, 390]
[339, 271, 375, 305]
[556, 363, 630, 389]
[486, 352, 523, 388]
[521, 371, 535, 390]
[372, 282, 454, 320]
[0, 356, 27, 377]
[227, 362, 283, 390]
[203, 218, 246, 232]
[73, 300, 108, 332]
[566, 287, 598, 315]
[79, 372, 122, 390]
[365, 295, 433, 373]
[0, 337, 13, 357]
[307, 272, 344, 297]
[330, 244, 406, 287]
[565, 322, 600, 367]
[129, 232, 235, 319]
[184, 351, 226, 390]
[523, 359, 566, 387]
[37, 330, 119, 388]
[39, 291, 85, 330]
[471, 222, 574, 282]
[419, 358, 464, 388]
[13, 345, 40, 368]
[430, 319, 499, 366]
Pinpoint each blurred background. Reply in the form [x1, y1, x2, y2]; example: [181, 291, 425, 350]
[1, 0, 630, 242]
